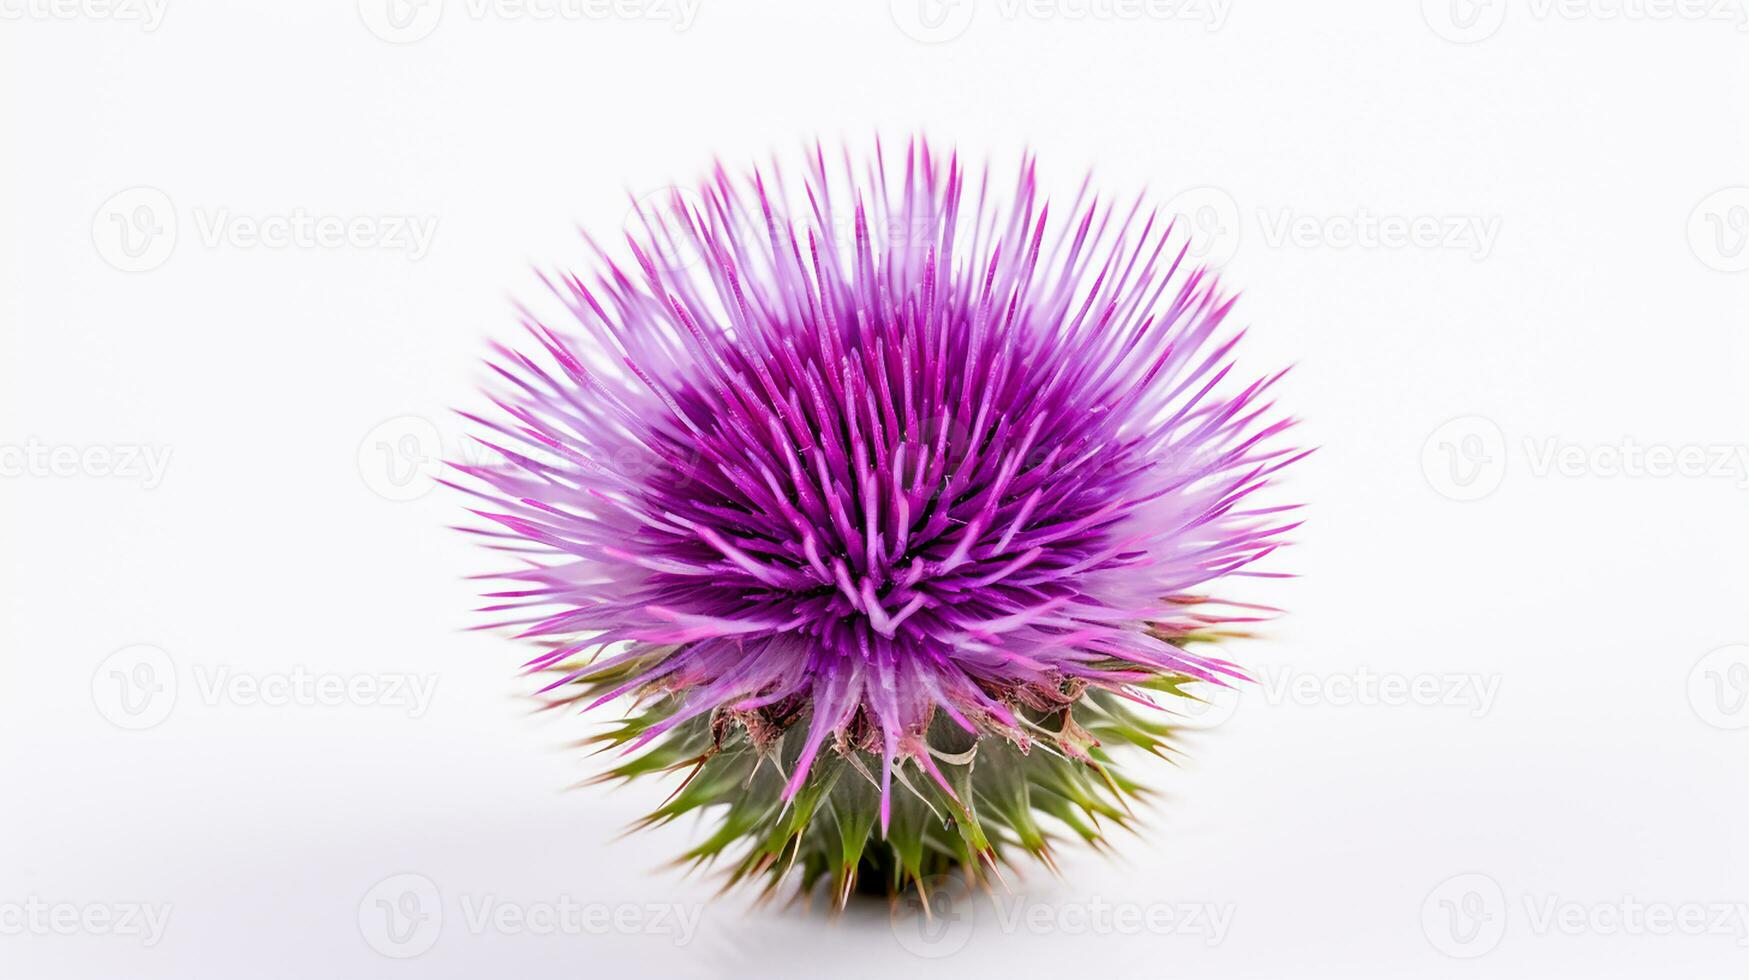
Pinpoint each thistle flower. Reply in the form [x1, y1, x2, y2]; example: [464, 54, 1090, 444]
[452, 139, 1302, 903]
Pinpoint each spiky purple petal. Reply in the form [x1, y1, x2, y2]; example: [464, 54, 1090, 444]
[456, 138, 1300, 831]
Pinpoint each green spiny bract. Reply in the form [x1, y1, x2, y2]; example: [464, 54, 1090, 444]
[551, 640, 1222, 907]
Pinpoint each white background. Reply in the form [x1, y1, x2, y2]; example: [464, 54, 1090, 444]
[4, 1, 1748, 977]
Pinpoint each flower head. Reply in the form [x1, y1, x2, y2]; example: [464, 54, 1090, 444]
[455, 139, 1301, 898]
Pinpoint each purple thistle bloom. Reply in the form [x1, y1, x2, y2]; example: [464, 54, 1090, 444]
[455, 139, 1302, 889]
